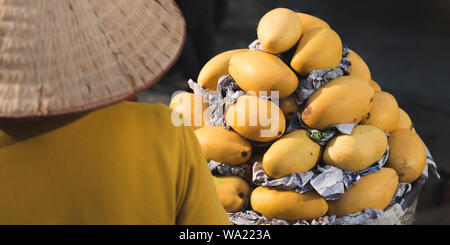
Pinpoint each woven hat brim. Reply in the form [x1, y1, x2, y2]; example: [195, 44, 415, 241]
[0, 0, 186, 119]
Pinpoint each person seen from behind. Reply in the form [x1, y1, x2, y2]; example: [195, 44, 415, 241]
[0, 0, 230, 225]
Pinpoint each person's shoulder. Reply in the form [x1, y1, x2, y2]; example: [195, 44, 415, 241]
[100, 102, 176, 124]
[89, 101, 183, 136]
[109, 101, 172, 116]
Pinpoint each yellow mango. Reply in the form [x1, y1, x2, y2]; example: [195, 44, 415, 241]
[198, 49, 247, 91]
[291, 27, 342, 76]
[213, 176, 251, 213]
[263, 129, 321, 178]
[169, 92, 209, 130]
[257, 8, 303, 54]
[251, 187, 328, 221]
[386, 129, 426, 183]
[361, 91, 400, 133]
[370, 80, 382, 92]
[297, 13, 330, 33]
[225, 95, 286, 142]
[302, 76, 374, 130]
[194, 126, 252, 165]
[328, 168, 399, 217]
[229, 50, 298, 98]
[394, 108, 413, 131]
[347, 49, 372, 82]
[280, 95, 300, 119]
[323, 125, 388, 172]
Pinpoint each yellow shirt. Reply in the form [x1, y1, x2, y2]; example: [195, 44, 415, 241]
[0, 102, 230, 225]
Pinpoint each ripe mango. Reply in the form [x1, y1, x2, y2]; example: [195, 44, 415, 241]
[291, 27, 342, 76]
[370, 80, 382, 92]
[386, 129, 426, 183]
[323, 125, 388, 172]
[302, 76, 374, 130]
[361, 91, 400, 133]
[347, 49, 372, 82]
[213, 176, 251, 213]
[257, 8, 303, 54]
[263, 129, 321, 178]
[197, 49, 247, 91]
[229, 50, 298, 98]
[225, 95, 286, 142]
[169, 92, 209, 130]
[280, 95, 300, 119]
[194, 126, 252, 165]
[251, 187, 328, 221]
[296, 13, 330, 33]
[328, 168, 399, 217]
[394, 108, 413, 131]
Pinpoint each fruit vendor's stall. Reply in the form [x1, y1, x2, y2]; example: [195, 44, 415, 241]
[170, 8, 439, 225]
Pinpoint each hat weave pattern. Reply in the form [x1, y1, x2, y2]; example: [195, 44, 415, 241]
[0, 0, 186, 118]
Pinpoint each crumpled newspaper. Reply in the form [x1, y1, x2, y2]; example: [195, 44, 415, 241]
[252, 145, 389, 201]
[328, 209, 385, 225]
[228, 210, 288, 225]
[296, 68, 346, 104]
[228, 210, 312, 225]
[340, 45, 352, 72]
[296, 46, 351, 104]
[228, 210, 336, 225]
[228, 208, 385, 225]
[188, 77, 244, 127]
[390, 182, 412, 207]
[248, 39, 266, 52]
[424, 143, 440, 179]
[208, 160, 251, 179]
[253, 161, 314, 194]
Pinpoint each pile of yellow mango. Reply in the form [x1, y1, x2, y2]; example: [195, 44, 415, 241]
[170, 8, 427, 223]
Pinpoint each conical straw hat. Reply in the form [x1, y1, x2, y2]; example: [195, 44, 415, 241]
[0, 0, 186, 118]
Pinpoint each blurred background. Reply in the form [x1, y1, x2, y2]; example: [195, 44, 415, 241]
[138, 0, 450, 224]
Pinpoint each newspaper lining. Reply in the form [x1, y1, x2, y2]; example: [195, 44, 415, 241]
[251, 145, 390, 201]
